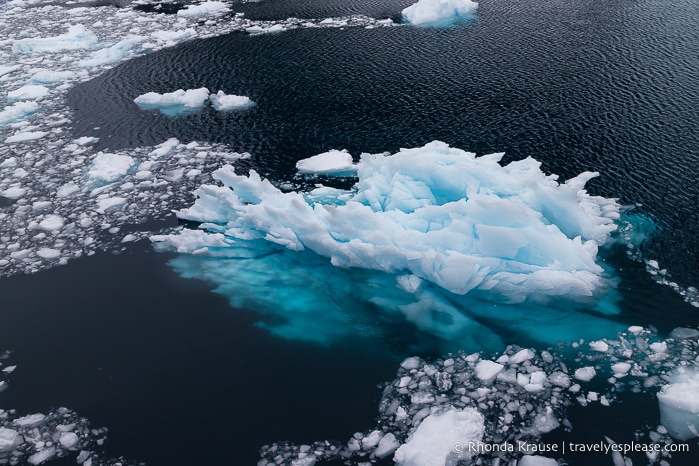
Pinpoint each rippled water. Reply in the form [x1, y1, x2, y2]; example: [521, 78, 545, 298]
[69, 0, 699, 285]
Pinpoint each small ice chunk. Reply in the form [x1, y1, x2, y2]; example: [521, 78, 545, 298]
[134, 88, 210, 116]
[5, 131, 49, 143]
[13, 25, 97, 53]
[393, 407, 484, 466]
[13, 413, 46, 428]
[628, 325, 644, 335]
[296, 149, 357, 176]
[177, 1, 229, 17]
[88, 153, 135, 184]
[7, 85, 49, 101]
[611, 362, 631, 377]
[574, 367, 596, 382]
[669, 327, 699, 340]
[96, 197, 127, 214]
[374, 432, 399, 458]
[650, 342, 667, 353]
[1, 187, 26, 199]
[402, 0, 479, 27]
[0, 101, 40, 125]
[589, 340, 609, 352]
[27, 446, 56, 465]
[508, 348, 535, 364]
[59, 432, 79, 449]
[475, 360, 504, 382]
[36, 248, 61, 259]
[38, 215, 64, 232]
[210, 90, 256, 111]
[0, 427, 23, 453]
[401, 357, 421, 370]
[657, 371, 699, 440]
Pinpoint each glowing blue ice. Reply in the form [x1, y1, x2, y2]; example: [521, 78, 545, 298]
[152, 142, 631, 350]
[402, 0, 478, 27]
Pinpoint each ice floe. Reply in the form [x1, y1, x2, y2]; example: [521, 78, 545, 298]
[176, 1, 229, 18]
[402, 0, 479, 27]
[208, 90, 256, 112]
[295, 149, 357, 176]
[134, 87, 211, 117]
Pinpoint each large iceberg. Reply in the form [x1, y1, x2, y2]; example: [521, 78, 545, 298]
[153, 142, 626, 349]
[402, 0, 479, 27]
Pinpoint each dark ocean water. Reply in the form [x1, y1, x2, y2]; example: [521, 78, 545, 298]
[2, 0, 698, 464]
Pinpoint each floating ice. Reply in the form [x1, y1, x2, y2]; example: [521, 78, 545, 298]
[79, 37, 145, 68]
[7, 85, 49, 101]
[393, 407, 484, 466]
[153, 141, 628, 348]
[295, 149, 357, 176]
[29, 70, 77, 84]
[0, 101, 39, 125]
[209, 90, 256, 112]
[12, 25, 98, 54]
[88, 153, 135, 186]
[177, 1, 230, 18]
[134, 87, 211, 117]
[402, 0, 478, 27]
[657, 370, 699, 440]
[5, 131, 48, 143]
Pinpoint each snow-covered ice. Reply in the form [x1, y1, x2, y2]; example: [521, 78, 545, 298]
[7, 85, 49, 101]
[402, 0, 479, 27]
[177, 1, 230, 18]
[657, 370, 699, 440]
[134, 88, 211, 117]
[393, 407, 484, 466]
[296, 149, 357, 176]
[0, 101, 39, 125]
[209, 90, 256, 112]
[12, 25, 97, 54]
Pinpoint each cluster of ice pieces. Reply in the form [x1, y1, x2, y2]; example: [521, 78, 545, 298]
[0, 0, 395, 277]
[0, 352, 137, 465]
[259, 326, 699, 465]
[134, 88, 256, 117]
[402, 0, 479, 27]
[0, 135, 250, 277]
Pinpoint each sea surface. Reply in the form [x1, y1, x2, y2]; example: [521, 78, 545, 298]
[1, 0, 698, 464]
